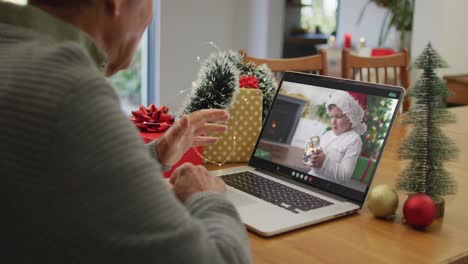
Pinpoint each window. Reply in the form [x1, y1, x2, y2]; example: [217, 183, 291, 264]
[109, 41, 145, 115]
[109, 39, 148, 115]
[109, 0, 160, 115]
[284, 0, 339, 57]
[300, 0, 339, 35]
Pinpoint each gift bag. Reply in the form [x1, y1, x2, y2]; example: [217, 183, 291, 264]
[204, 88, 263, 163]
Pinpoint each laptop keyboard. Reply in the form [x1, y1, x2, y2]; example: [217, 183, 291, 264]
[221, 171, 334, 214]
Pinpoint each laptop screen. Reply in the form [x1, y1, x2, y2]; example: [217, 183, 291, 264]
[250, 72, 404, 204]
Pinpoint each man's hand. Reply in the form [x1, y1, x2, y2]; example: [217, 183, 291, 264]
[170, 163, 226, 203]
[157, 109, 230, 167]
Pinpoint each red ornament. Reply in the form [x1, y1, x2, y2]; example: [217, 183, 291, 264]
[403, 193, 436, 229]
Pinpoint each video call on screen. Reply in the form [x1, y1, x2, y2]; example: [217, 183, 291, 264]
[254, 81, 399, 193]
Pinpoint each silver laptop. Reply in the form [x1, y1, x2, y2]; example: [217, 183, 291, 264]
[212, 71, 404, 236]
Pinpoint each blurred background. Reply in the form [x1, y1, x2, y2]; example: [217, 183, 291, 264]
[5, 0, 467, 114]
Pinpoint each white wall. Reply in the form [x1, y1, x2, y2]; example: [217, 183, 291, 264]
[159, 0, 236, 111]
[159, 0, 284, 111]
[336, 0, 397, 49]
[441, 0, 468, 75]
[159, 0, 468, 111]
[267, 0, 285, 58]
[233, 0, 284, 58]
[411, 0, 468, 76]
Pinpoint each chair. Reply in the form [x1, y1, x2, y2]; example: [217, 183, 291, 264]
[341, 48, 411, 111]
[240, 50, 328, 80]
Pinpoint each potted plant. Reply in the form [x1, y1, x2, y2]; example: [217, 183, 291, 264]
[357, 0, 414, 50]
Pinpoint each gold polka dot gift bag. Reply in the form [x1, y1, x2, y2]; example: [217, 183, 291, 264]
[204, 87, 263, 163]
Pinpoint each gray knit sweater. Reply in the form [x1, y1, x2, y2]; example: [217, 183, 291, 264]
[0, 3, 251, 263]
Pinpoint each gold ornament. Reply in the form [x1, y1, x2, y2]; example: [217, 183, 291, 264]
[367, 184, 399, 218]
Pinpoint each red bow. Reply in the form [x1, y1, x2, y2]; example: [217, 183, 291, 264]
[239, 75, 259, 89]
[129, 104, 174, 132]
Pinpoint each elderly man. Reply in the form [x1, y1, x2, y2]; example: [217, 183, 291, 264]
[0, 0, 251, 263]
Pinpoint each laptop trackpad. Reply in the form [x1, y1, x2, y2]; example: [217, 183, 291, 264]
[226, 190, 257, 207]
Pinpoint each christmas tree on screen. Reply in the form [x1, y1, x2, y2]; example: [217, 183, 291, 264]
[396, 43, 458, 201]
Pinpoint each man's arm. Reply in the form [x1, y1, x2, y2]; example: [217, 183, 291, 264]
[51, 72, 251, 263]
[145, 109, 229, 169]
[146, 140, 171, 171]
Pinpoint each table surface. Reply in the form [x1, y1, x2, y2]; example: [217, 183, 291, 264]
[444, 74, 468, 84]
[206, 106, 468, 264]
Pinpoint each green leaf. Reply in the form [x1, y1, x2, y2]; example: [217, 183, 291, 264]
[378, 10, 391, 46]
[356, 1, 372, 26]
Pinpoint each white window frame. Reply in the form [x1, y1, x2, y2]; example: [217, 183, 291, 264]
[144, 0, 161, 106]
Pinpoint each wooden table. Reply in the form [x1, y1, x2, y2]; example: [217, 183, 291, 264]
[206, 106, 468, 263]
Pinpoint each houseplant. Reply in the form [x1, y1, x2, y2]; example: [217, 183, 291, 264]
[357, 0, 414, 50]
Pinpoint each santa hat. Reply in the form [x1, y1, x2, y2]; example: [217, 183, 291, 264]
[326, 91, 367, 135]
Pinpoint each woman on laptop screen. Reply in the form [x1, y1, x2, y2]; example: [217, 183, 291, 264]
[306, 91, 367, 183]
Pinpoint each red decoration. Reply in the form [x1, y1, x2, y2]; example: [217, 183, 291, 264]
[129, 104, 175, 132]
[133, 106, 201, 178]
[371, 48, 396, 57]
[348, 91, 368, 110]
[403, 193, 436, 229]
[139, 131, 203, 178]
[344, 33, 352, 49]
[239, 75, 259, 89]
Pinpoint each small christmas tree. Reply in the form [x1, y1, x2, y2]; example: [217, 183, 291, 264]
[182, 50, 277, 123]
[397, 43, 458, 201]
[182, 51, 240, 114]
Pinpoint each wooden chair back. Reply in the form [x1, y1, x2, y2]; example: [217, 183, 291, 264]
[240, 50, 328, 80]
[342, 48, 411, 110]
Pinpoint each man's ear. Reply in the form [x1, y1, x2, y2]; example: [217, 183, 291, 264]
[105, 0, 123, 17]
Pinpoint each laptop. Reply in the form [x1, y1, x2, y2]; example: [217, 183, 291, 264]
[211, 71, 405, 236]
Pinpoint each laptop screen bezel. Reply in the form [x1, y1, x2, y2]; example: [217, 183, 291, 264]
[248, 71, 405, 205]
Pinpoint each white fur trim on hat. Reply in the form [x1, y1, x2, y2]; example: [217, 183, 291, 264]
[327, 91, 367, 135]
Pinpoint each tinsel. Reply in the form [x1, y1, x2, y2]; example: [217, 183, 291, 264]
[396, 42, 458, 201]
[182, 51, 240, 115]
[182, 50, 277, 123]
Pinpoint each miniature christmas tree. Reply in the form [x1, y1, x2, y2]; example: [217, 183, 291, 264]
[182, 51, 240, 114]
[396, 43, 458, 201]
[182, 50, 277, 123]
